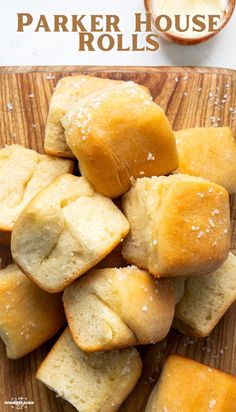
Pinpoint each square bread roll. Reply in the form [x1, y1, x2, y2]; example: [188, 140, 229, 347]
[175, 127, 236, 193]
[0, 144, 73, 244]
[11, 175, 130, 293]
[36, 327, 142, 412]
[122, 175, 231, 278]
[63, 266, 175, 352]
[62, 81, 178, 198]
[0, 264, 65, 359]
[44, 75, 124, 158]
[145, 355, 236, 412]
[174, 252, 236, 337]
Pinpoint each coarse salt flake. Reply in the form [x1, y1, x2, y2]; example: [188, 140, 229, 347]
[7, 102, 14, 111]
[130, 176, 136, 185]
[212, 209, 220, 215]
[192, 225, 200, 231]
[121, 365, 131, 375]
[147, 152, 155, 161]
[209, 399, 217, 409]
[209, 219, 215, 228]
[45, 74, 55, 80]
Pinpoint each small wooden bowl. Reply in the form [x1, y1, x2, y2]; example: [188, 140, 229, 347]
[144, 0, 236, 45]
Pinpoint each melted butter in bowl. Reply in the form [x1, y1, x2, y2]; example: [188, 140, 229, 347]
[145, 0, 235, 44]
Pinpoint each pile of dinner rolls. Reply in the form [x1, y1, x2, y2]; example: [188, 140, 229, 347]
[1, 75, 236, 411]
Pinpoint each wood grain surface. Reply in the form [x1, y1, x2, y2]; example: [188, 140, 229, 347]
[0, 66, 235, 412]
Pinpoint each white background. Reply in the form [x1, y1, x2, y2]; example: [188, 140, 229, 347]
[0, 0, 235, 68]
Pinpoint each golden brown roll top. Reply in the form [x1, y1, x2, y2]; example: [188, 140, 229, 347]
[0, 264, 65, 359]
[62, 81, 178, 197]
[145, 355, 236, 412]
[175, 127, 236, 193]
[122, 174, 231, 277]
[44, 75, 124, 158]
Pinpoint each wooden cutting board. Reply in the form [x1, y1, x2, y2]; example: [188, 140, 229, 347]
[0, 66, 235, 412]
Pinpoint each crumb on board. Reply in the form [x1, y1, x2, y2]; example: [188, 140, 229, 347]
[45, 74, 55, 80]
[6, 102, 14, 111]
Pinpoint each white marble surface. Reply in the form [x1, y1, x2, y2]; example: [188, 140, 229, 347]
[0, 0, 235, 68]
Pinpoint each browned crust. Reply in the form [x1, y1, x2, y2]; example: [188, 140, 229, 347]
[8, 320, 66, 360]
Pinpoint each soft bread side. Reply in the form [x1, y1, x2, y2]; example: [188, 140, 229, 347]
[63, 82, 178, 197]
[0, 264, 65, 359]
[122, 175, 231, 277]
[36, 327, 142, 412]
[0, 144, 73, 244]
[63, 267, 175, 352]
[145, 355, 236, 411]
[174, 252, 236, 337]
[11, 175, 130, 293]
[175, 127, 236, 193]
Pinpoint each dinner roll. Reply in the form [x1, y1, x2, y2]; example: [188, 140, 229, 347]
[11, 175, 129, 293]
[37, 327, 142, 412]
[0, 264, 65, 359]
[62, 81, 178, 198]
[45, 75, 123, 158]
[122, 175, 230, 278]
[175, 127, 236, 193]
[0, 144, 73, 245]
[145, 355, 236, 412]
[174, 252, 236, 337]
[63, 266, 175, 352]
